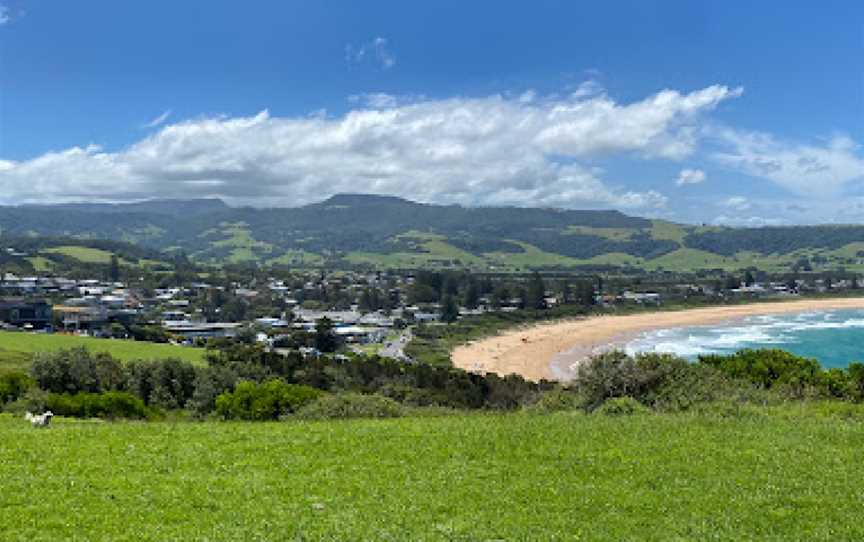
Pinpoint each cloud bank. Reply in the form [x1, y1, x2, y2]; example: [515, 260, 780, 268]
[0, 85, 743, 208]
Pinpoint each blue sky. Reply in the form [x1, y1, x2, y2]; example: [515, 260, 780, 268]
[1, 1, 863, 225]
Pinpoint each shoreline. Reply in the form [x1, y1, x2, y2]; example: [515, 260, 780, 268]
[450, 296, 864, 382]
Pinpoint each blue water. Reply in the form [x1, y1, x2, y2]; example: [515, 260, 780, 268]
[624, 309, 864, 368]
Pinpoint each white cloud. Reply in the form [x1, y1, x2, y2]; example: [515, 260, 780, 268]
[142, 110, 172, 129]
[0, 5, 10, 25]
[675, 168, 706, 186]
[0, 85, 741, 209]
[535, 85, 742, 159]
[711, 214, 787, 227]
[722, 196, 751, 211]
[711, 128, 864, 196]
[345, 36, 396, 70]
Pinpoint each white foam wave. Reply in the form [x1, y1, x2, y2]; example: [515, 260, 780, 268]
[625, 309, 864, 358]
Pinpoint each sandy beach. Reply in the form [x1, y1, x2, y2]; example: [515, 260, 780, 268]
[451, 297, 864, 382]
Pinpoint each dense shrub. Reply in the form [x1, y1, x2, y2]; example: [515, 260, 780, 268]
[844, 363, 864, 401]
[524, 387, 582, 413]
[46, 391, 151, 419]
[296, 393, 404, 420]
[575, 351, 694, 411]
[189, 366, 238, 415]
[30, 347, 123, 394]
[0, 371, 33, 405]
[124, 358, 197, 409]
[699, 349, 824, 394]
[594, 396, 650, 416]
[215, 380, 322, 420]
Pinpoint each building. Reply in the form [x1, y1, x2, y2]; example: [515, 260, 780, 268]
[53, 304, 109, 334]
[0, 298, 52, 329]
[162, 321, 241, 340]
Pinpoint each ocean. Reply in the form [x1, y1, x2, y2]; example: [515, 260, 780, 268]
[624, 309, 864, 368]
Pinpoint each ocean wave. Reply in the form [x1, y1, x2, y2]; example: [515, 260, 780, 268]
[625, 309, 864, 359]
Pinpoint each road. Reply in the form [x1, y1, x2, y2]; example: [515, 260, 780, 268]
[378, 329, 413, 362]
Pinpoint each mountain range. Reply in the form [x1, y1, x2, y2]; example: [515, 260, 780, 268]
[1, 194, 863, 273]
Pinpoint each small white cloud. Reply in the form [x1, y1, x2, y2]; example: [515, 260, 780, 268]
[675, 168, 706, 186]
[0, 5, 10, 25]
[571, 80, 604, 99]
[345, 36, 396, 70]
[142, 110, 172, 129]
[722, 196, 751, 211]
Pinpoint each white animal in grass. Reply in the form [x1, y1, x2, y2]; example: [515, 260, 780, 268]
[25, 411, 54, 428]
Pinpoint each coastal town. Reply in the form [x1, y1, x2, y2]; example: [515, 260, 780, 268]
[2, 262, 860, 362]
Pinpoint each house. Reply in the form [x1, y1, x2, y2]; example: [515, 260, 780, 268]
[53, 304, 109, 333]
[334, 325, 387, 344]
[162, 321, 241, 340]
[0, 298, 52, 329]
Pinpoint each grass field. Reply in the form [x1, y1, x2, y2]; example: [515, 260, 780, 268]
[2, 408, 864, 540]
[41, 246, 119, 264]
[0, 332, 206, 366]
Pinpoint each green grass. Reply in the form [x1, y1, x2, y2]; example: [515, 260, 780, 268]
[649, 219, 689, 244]
[42, 245, 118, 264]
[565, 225, 637, 241]
[209, 222, 274, 263]
[0, 348, 33, 373]
[25, 256, 55, 272]
[267, 250, 326, 267]
[0, 332, 206, 365]
[2, 408, 864, 540]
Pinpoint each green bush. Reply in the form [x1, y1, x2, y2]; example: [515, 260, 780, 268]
[296, 393, 404, 420]
[0, 371, 34, 405]
[525, 387, 582, 413]
[575, 351, 693, 411]
[215, 380, 322, 420]
[124, 358, 197, 409]
[30, 347, 123, 395]
[594, 396, 650, 416]
[699, 349, 823, 393]
[46, 391, 151, 419]
[189, 366, 238, 415]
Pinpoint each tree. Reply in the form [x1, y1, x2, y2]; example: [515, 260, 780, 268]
[314, 317, 338, 353]
[441, 295, 459, 323]
[559, 280, 572, 304]
[463, 280, 480, 310]
[109, 254, 120, 283]
[491, 285, 510, 309]
[408, 283, 438, 305]
[724, 275, 740, 290]
[573, 280, 595, 307]
[525, 272, 547, 310]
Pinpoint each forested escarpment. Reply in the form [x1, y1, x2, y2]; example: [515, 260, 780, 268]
[2, 194, 864, 269]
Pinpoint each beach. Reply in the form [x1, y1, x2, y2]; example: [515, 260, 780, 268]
[450, 297, 864, 381]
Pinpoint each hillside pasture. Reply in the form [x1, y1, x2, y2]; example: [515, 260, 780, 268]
[0, 332, 206, 365]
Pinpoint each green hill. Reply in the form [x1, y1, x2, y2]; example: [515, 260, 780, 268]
[2, 194, 864, 272]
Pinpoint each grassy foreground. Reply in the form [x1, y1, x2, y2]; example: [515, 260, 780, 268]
[0, 332, 206, 368]
[3, 409, 864, 540]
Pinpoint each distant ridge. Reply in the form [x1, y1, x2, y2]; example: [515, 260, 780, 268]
[1, 194, 864, 272]
[23, 198, 230, 217]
